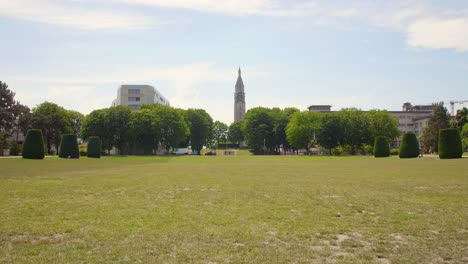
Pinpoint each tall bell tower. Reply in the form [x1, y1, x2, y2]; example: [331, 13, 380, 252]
[234, 67, 246, 122]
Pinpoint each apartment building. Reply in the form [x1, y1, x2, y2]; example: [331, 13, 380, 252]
[112, 85, 170, 110]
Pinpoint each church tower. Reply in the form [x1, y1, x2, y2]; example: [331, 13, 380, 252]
[234, 67, 246, 122]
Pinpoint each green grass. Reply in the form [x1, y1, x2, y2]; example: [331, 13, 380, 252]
[1, 156, 467, 263]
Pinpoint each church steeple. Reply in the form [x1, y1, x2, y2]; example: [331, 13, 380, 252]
[234, 67, 246, 122]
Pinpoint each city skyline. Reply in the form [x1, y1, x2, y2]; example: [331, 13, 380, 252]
[1, 0, 468, 124]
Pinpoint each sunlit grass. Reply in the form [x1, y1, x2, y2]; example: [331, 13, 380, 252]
[1, 156, 467, 263]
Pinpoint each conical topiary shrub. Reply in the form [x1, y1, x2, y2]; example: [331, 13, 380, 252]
[22, 129, 45, 160]
[399, 132, 420, 159]
[87, 136, 102, 158]
[58, 134, 79, 159]
[438, 128, 463, 159]
[374, 136, 390, 158]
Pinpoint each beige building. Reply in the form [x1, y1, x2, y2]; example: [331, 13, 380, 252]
[112, 85, 169, 110]
[388, 103, 433, 148]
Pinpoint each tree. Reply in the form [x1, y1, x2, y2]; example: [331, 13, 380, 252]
[0, 81, 31, 152]
[399, 132, 420, 158]
[228, 121, 244, 146]
[367, 110, 401, 141]
[338, 108, 372, 154]
[31, 102, 72, 154]
[22, 129, 45, 159]
[58, 134, 79, 159]
[318, 112, 345, 155]
[451, 107, 468, 130]
[438, 128, 463, 159]
[107, 106, 131, 154]
[462, 124, 468, 151]
[186, 109, 213, 154]
[129, 109, 157, 155]
[286, 111, 321, 154]
[272, 107, 300, 153]
[143, 104, 189, 153]
[0, 81, 16, 134]
[67, 110, 85, 141]
[87, 136, 102, 158]
[212, 121, 228, 148]
[81, 109, 113, 154]
[374, 136, 390, 158]
[242, 107, 275, 154]
[423, 102, 451, 153]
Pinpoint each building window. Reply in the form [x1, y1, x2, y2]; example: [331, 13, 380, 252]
[129, 105, 140, 110]
[128, 89, 140, 94]
[128, 97, 140, 102]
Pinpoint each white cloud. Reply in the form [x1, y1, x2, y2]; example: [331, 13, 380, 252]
[0, 0, 156, 30]
[121, 0, 283, 16]
[407, 18, 468, 51]
[6, 63, 266, 123]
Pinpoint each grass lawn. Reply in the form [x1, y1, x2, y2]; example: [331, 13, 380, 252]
[1, 156, 467, 263]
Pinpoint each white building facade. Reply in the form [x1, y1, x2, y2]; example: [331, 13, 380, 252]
[112, 85, 170, 110]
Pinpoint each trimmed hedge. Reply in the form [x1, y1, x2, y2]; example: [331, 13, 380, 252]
[399, 132, 420, 159]
[374, 136, 390, 158]
[22, 129, 45, 159]
[438, 128, 463, 159]
[87, 136, 102, 158]
[58, 134, 79, 159]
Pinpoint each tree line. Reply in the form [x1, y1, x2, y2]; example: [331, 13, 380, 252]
[1, 81, 468, 155]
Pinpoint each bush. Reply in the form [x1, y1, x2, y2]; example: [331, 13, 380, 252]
[79, 145, 87, 156]
[438, 128, 463, 159]
[374, 136, 390, 158]
[390, 148, 399, 156]
[360, 144, 373, 155]
[22, 129, 45, 159]
[332, 146, 343, 156]
[58, 134, 79, 159]
[399, 132, 420, 158]
[87, 136, 102, 158]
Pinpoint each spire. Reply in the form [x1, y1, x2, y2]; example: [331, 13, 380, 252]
[235, 67, 244, 93]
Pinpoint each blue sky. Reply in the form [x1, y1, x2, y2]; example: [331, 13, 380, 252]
[1, 0, 468, 124]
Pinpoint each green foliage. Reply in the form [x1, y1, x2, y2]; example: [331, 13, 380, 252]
[67, 110, 85, 140]
[31, 102, 73, 154]
[332, 146, 343, 156]
[367, 110, 401, 141]
[360, 144, 374, 155]
[79, 145, 87, 156]
[212, 121, 228, 149]
[228, 121, 244, 145]
[81, 109, 112, 153]
[390, 148, 399, 156]
[22, 129, 45, 159]
[399, 132, 420, 158]
[87, 137, 102, 158]
[58, 134, 79, 159]
[452, 107, 468, 129]
[374, 136, 390, 158]
[0, 81, 16, 135]
[186, 109, 213, 154]
[129, 109, 156, 155]
[143, 104, 189, 153]
[338, 108, 372, 154]
[286, 111, 321, 153]
[438, 129, 463, 159]
[242, 107, 275, 154]
[318, 112, 345, 155]
[421, 102, 451, 152]
[462, 124, 468, 151]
